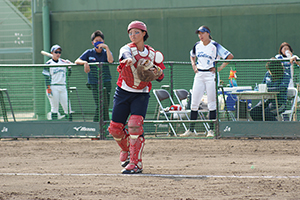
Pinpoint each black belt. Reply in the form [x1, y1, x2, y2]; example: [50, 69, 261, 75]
[197, 68, 210, 72]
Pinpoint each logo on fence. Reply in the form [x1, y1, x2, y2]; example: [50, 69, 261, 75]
[223, 126, 231, 132]
[73, 126, 96, 132]
[1, 127, 8, 132]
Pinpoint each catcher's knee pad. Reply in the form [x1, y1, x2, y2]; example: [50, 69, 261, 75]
[108, 121, 126, 140]
[108, 121, 129, 152]
[128, 115, 144, 139]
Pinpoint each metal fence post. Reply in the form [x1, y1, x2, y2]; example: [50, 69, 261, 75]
[169, 62, 174, 98]
[98, 63, 105, 140]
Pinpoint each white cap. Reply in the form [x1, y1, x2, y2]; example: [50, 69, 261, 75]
[50, 44, 62, 52]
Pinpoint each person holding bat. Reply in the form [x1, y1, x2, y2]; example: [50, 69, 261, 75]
[42, 44, 72, 120]
[75, 30, 114, 122]
[250, 61, 289, 121]
[108, 20, 165, 174]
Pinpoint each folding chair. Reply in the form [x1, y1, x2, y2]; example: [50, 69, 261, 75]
[153, 89, 190, 136]
[173, 89, 210, 133]
[281, 87, 298, 121]
[172, 89, 190, 119]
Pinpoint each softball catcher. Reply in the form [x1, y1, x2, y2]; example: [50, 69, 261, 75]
[108, 20, 165, 174]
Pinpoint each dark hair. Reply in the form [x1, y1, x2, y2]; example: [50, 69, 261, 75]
[142, 31, 149, 42]
[199, 25, 212, 39]
[266, 60, 284, 80]
[279, 42, 293, 55]
[91, 30, 104, 41]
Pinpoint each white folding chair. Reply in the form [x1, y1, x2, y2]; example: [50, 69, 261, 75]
[173, 89, 210, 133]
[153, 89, 190, 136]
[281, 87, 298, 121]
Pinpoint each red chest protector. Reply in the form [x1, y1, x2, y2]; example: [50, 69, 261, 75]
[119, 43, 163, 90]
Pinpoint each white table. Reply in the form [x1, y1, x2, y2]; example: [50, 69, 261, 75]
[231, 91, 280, 121]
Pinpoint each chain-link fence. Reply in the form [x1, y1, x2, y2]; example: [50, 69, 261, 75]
[0, 60, 300, 138]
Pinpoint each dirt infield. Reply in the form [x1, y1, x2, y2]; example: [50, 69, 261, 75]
[1, 137, 300, 200]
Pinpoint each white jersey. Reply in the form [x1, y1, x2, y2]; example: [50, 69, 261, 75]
[43, 58, 69, 85]
[190, 40, 231, 70]
[119, 44, 149, 60]
[118, 44, 150, 93]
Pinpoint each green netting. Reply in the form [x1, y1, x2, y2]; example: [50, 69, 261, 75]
[0, 60, 299, 138]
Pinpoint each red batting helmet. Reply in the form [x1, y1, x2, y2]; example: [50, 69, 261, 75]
[127, 20, 149, 41]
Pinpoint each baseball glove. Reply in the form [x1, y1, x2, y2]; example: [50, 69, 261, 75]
[136, 59, 162, 82]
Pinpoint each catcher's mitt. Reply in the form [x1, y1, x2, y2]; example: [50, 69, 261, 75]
[136, 59, 162, 82]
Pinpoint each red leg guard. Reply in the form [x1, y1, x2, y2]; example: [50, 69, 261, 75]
[125, 136, 145, 171]
[121, 115, 145, 173]
[124, 115, 145, 171]
[108, 121, 129, 152]
[127, 115, 144, 136]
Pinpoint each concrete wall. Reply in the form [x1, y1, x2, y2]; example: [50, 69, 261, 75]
[32, 0, 300, 64]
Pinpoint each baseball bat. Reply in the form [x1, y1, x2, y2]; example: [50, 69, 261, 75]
[41, 50, 53, 58]
[41, 50, 73, 64]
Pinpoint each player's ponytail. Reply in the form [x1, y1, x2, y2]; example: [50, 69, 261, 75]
[203, 26, 212, 39]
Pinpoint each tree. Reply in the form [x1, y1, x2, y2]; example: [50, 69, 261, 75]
[10, 0, 32, 23]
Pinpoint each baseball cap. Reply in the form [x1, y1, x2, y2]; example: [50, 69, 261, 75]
[195, 26, 210, 34]
[50, 44, 62, 52]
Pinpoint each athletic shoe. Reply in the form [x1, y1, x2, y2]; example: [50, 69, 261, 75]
[120, 151, 130, 167]
[121, 165, 143, 174]
[179, 129, 195, 137]
[121, 160, 130, 168]
[206, 130, 214, 137]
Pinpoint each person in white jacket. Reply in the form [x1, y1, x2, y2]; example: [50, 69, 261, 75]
[42, 44, 72, 120]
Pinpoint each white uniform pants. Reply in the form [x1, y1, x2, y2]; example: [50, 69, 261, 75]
[191, 71, 216, 111]
[47, 85, 69, 114]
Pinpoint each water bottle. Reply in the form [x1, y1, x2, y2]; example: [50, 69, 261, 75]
[285, 50, 292, 58]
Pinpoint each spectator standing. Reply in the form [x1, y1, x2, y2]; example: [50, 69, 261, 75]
[43, 44, 72, 121]
[75, 30, 114, 122]
[180, 25, 233, 137]
[275, 42, 300, 88]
